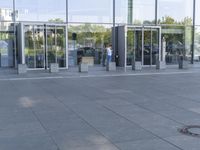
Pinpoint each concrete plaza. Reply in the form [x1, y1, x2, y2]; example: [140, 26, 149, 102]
[1, 67, 200, 150]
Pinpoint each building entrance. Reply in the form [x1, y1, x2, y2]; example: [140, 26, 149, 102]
[17, 23, 68, 69]
[116, 26, 161, 67]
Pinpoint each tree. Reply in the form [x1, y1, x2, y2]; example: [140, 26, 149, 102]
[158, 16, 176, 25]
[68, 24, 111, 48]
[48, 18, 64, 23]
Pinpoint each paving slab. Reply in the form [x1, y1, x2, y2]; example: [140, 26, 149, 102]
[165, 135, 200, 150]
[116, 139, 181, 150]
[0, 67, 200, 150]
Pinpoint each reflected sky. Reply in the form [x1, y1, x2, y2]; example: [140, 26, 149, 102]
[0, 0, 198, 24]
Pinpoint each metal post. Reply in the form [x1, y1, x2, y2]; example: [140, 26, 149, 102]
[66, 0, 69, 68]
[66, 0, 68, 23]
[13, 0, 17, 68]
[112, 0, 116, 62]
[155, 0, 158, 25]
[191, 0, 196, 64]
[65, 25, 68, 69]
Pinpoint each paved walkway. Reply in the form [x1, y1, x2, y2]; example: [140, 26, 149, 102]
[1, 66, 200, 149]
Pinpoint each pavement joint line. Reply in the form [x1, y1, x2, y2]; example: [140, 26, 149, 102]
[101, 105, 184, 150]
[0, 71, 199, 81]
[41, 88, 122, 150]
[8, 81, 61, 150]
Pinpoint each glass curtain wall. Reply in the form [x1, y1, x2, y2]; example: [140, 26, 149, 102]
[1, 0, 199, 67]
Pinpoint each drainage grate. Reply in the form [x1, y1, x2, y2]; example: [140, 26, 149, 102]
[179, 125, 200, 137]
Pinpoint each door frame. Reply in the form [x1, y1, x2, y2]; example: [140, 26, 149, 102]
[125, 25, 161, 68]
[19, 22, 68, 70]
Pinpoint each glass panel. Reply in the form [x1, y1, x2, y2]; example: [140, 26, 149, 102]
[35, 25, 45, 68]
[127, 29, 134, 65]
[115, 0, 128, 24]
[68, 23, 112, 66]
[0, 31, 14, 67]
[129, 0, 155, 25]
[47, 26, 56, 67]
[143, 30, 151, 65]
[68, 0, 113, 23]
[116, 0, 157, 24]
[0, 1, 14, 67]
[0, 0, 13, 21]
[16, 0, 66, 22]
[126, 28, 142, 66]
[196, 0, 200, 25]
[194, 26, 200, 63]
[162, 25, 192, 64]
[24, 25, 35, 68]
[134, 30, 142, 62]
[158, 0, 193, 25]
[152, 29, 159, 65]
[24, 24, 66, 69]
[56, 26, 66, 67]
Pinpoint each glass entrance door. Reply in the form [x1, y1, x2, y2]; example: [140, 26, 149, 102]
[127, 26, 160, 66]
[143, 28, 159, 66]
[23, 23, 67, 69]
[24, 25, 45, 68]
[143, 29, 151, 65]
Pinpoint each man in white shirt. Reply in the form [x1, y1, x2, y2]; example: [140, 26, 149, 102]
[106, 44, 112, 63]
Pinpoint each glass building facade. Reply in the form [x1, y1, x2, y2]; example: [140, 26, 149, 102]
[0, 0, 199, 68]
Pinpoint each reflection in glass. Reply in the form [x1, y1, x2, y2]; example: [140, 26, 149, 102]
[129, 0, 155, 25]
[152, 29, 159, 65]
[126, 27, 159, 66]
[25, 25, 45, 68]
[16, 0, 66, 22]
[25, 25, 35, 68]
[127, 30, 134, 65]
[56, 26, 66, 67]
[196, 0, 200, 25]
[194, 26, 200, 63]
[162, 25, 192, 64]
[35, 25, 44, 68]
[24, 25, 66, 69]
[143, 30, 151, 65]
[115, 0, 128, 24]
[68, 0, 112, 23]
[158, 0, 193, 25]
[0, 31, 14, 67]
[68, 24, 112, 66]
[127, 28, 142, 66]
[47, 26, 66, 68]
[47, 26, 56, 67]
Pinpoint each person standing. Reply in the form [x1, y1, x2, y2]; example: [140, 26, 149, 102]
[106, 44, 112, 64]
